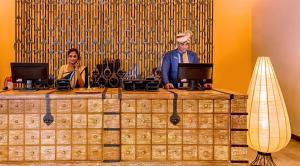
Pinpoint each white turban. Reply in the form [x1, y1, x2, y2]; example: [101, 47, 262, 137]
[176, 30, 193, 43]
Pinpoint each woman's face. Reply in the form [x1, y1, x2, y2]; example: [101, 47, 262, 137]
[68, 51, 79, 65]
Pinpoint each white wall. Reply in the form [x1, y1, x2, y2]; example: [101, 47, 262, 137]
[253, 0, 300, 136]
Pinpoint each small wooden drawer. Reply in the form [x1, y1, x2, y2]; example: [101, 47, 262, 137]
[0, 146, 8, 161]
[231, 147, 248, 161]
[25, 100, 40, 113]
[9, 146, 24, 161]
[136, 129, 151, 144]
[103, 146, 120, 161]
[72, 129, 87, 144]
[199, 100, 213, 113]
[122, 100, 136, 113]
[214, 145, 229, 160]
[152, 100, 167, 113]
[214, 114, 229, 129]
[9, 130, 23, 145]
[57, 100, 71, 113]
[56, 130, 71, 145]
[0, 100, 8, 113]
[0, 115, 8, 129]
[168, 100, 183, 113]
[231, 115, 247, 129]
[167, 145, 182, 160]
[168, 130, 182, 144]
[41, 130, 55, 145]
[231, 131, 247, 145]
[41, 146, 55, 160]
[168, 113, 182, 129]
[9, 114, 24, 129]
[56, 146, 71, 160]
[25, 114, 40, 129]
[198, 130, 213, 144]
[152, 114, 167, 128]
[231, 99, 247, 113]
[183, 145, 198, 160]
[183, 114, 198, 128]
[121, 114, 136, 128]
[9, 100, 24, 113]
[40, 114, 56, 129]
[183, 100, 198, 113]
[72, 145, 87, 160]
[72, 99, 87, 113]
[199, 114, 213, 129]
[72, 114, 87, 128]
[136, 100, 151, 113]
[0, 130, 8, 145]
[121, 129, 135, 144]
[121, 145, 135, 160]
[183, 130, 198, 144]
[198, 145, 213, 160]
[152, 145, 166, 160]
[103, 114, 120, 128]
[136, 145, 151, 160]
[214, 100, 229, 113]
[88, 129, 102, 144]
[41, 100, 56, 114]
[25, 146, 39, 161]
[56, 114, 71, 129]
[103, 130, 120, 144]
[214, 130, 229, 145]
[88, 145, 102, 160]
[136, 114, 151, 128]
[152, 129, 166, 144]
[88, 114, 102, 128]
[103, 99, 120, 113]
[25, 130, 39, 145]
[88, 99, 102, 113]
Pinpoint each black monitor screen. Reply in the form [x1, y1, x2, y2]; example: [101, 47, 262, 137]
[177, 63, 213, 83]
[11, 63, 49, 84]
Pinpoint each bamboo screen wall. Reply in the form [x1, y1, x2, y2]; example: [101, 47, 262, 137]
[15, 0, 213, 78]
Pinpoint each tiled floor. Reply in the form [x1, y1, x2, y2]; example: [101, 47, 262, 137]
[248, 139, 300, 166]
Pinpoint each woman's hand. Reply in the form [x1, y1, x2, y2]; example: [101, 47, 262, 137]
[74, 60, 81, 71]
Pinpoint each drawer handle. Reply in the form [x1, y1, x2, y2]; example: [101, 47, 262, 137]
[142, 135, 147, 138]
[47, 135, 51, 139]
[204, 151, 209, 155]
[142, 150, 146, 155]
[15, 151, 18, 155]
[79, 104, 82, 107]
[204, 135, 208, 138]
[62, 151, 66, 154]
[0, 104, 3, 108]
[47, 150, 51, 154]
[188, 151, 192, 154]
[77, 120, 81, 123]
[94, 119, 98, 123]
[204, 104, 208, 108]
[0, 136, 2, 140]
[15, 105, 19, 108]
[126, 135, 131, 138]
[15, 120, 19, 123]
[126, 151, 130, 154]
[31, 120, 35, 123]
[127, 104, 130, 107]
[93, 135, 98, 138]
[31, 151, 35, 155]
[62, 119, 67, 123]
[220, 135, 224, 139]
[127, 119, 131, 122]
[63, 135, 66, 138]
[62, 104, 66, 107]
[31, 136, 35, 139]
[219, 104, 224, 108]
[14, 136, 19, 140]
[77, 151, 82, 154]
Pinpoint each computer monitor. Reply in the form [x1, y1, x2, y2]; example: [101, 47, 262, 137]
[11, 63, 49, 88]
[177, 63, 213, 90]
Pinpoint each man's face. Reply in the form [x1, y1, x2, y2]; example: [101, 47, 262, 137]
[177, 42, 189, 53]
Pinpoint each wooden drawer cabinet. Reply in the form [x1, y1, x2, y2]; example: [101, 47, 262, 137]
[199, 100, 213, 113]
[41, 146, 55, 160]
[214, 114, 229, 129]
[41, 130, 55, 145]
[152, 129, 166, 144]
[9, 114, 23, 129]
[72, 145, 87, 160]
[198, 145, 213, 160]
[136, 145, 151, 160]
[0, 130, 8, 145]
[0, 100, 8, 113]
[214, 130, 229, 145]
[152, 145, 166, 160]
[199, 114, 213, 129]
[121, 145, 135, 160]
[88, 99, 102, 113]
[88, 145, 102, 160]
[25, 100, 40, 113]
[152, 100, 167, 113]
[122, 100, 136, 113]
[25, 114, 40, 129]
[137, 100, 151, 113]
[103, 114, 119, 128]
[121, 129, 135, 144]
[88, 114, 102, 128]
[183, 130, 198, 144]
[183, 100, 198, 113]
[9, 130, 23, 145]
[152, 114, 167, 128]
[25, 130, 39, 145]
[25, 146, 39, 161]
[9, 100, 24, 113]
[198, 130, 213, 144]
[136, 114, 151, 128]
[183, 114, 198, 128]
[88, 129, 102, 144]
[0, 146, 8, 161]
[0, 115, 8, 129]
[56, 130, 71, 145]
[72, 99, 87, 113]
[72, 129, 87, 144]
[168, 130, 182, 144]
[136, 129, 151, 144]
[56, 114, 71, 129]
[183, 145, 198, 160]
[9, 146, 24, 161]
[56, 146, 71, 160]
[121, 114, 136, 128]
[214, 100, 229, 113]
[167, 145, 182, 160]
[57, 100, 71, 113]
[214, 146, 229, 160]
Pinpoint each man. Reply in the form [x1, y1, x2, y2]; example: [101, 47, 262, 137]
[161, 30, 199, 89]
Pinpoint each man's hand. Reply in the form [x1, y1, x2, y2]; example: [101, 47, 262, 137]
[164, 83, 174, 89]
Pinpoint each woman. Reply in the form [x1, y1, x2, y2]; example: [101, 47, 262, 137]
[58, 48, 86, 88]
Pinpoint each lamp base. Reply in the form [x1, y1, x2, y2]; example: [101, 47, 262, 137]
[251, 151, 277, 166]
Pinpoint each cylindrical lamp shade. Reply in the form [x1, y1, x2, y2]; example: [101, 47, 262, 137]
[247, 57, 291, 153]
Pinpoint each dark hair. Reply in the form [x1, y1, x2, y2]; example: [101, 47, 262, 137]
[67, 48, 80, 60]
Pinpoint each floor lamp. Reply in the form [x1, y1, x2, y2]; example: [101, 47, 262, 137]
[247, 57, 291, 165]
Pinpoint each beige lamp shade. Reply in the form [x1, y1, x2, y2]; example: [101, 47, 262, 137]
[247, 57, 291, 153]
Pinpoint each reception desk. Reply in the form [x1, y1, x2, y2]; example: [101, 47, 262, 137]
[0, 88, 248, 165]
